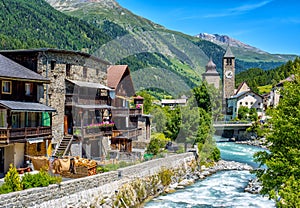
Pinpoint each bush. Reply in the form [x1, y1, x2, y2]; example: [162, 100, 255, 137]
[158, 168, 173, 186]
[21, 169, 61, 189]
[3, 164, 22, 192]
[146, 133, 170, 155]
[210, 147, 221, 161]
[96, 166, 109, 173]
[0, 183, 13, 194]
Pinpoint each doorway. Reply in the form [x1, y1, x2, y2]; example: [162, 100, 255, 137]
[0, 147, 4, 176]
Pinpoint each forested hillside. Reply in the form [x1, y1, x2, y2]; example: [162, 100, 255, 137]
[0, 0, 111, 51]
[0, 0, 297, 97]
[235, 57, 300, 93]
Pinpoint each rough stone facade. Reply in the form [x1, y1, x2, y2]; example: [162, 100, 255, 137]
[36, 50, 109, 144]
[222, 50, 235, 100]
[203, 73, 221, 89]
[0, 153, 194, 208]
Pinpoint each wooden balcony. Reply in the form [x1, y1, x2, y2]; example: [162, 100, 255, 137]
[112, 108, 142, 117]
[72, 126, 112, 138]
[0, 127, 52, 143]
[112, 128, 142, 140]
[65, 94, 110, 106]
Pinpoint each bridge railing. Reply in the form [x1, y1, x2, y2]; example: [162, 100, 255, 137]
[214, 120, 252, 125]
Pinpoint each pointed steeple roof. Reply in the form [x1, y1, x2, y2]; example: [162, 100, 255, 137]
[224, 46, 235, 58]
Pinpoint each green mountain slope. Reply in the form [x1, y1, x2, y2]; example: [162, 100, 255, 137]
[0, 0, 297, 97]
[0, 0, 110, 51]
[46, 0, 296, 75]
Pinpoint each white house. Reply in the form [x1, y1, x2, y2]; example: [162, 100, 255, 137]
[225, 82, 264, 121]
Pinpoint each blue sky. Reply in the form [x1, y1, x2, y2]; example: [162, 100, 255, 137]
[116, 0, 300, 55]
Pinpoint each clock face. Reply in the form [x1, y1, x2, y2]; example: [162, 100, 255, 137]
[225, 70, 233, 78]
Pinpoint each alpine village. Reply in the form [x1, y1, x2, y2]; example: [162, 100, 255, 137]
[0, 0, 299, 207]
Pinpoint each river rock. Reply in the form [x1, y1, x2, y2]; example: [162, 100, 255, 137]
[245, 178, 262, 194]
[178, 179, 194, 187]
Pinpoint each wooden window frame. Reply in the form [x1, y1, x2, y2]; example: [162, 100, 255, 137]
[2, 81, 12, 94]
[25, 83, 33, 96]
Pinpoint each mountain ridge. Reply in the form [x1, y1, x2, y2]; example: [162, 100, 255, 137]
[0, 0, 297, 97]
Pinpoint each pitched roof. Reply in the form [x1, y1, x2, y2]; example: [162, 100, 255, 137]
[66, 79, 112, 90]
[230, 90, 263, 99]
[235, 81, 250, 95]
[224, 46, 235, 58]
[107, 65, 129, 89]
[0, 54, 49, 83]
[0, 48, 111, 65]
[0, 100, 56, 112]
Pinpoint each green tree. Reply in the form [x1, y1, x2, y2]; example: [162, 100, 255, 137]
[150, 106, 167, 132]
[4, 164, 22, 192]
[164, 106, 181, 141]
[249, 108, 258, 121]
[136, 91, 154, 114]
[177, 102, 200, 151]
[237, 106, 249, 120]
[193, 82, 223, 122]
[254, 69, 300, 207]
[146, 133, 170, 155]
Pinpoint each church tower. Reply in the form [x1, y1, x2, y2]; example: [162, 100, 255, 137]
[202, 57, 220, 89]
[222, 46, 235, 100]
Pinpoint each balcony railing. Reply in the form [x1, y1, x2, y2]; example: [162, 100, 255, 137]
[73, 126, 112, 138]
[0, 127, 52, 143]
[112, 128, 142, 140]
[65, 94, 109, 106]
[112, 108, 142, 117]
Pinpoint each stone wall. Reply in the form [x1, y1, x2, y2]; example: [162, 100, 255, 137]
[36, 51, 109, 143]
[0, 153, 194, 208]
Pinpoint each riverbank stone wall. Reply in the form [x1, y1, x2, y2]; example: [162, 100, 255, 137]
[0, 153, 194, 208]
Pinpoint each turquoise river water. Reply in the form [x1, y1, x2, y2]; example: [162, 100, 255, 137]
[144, 137, 276, 208]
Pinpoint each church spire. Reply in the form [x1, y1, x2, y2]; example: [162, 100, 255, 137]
[224, 45, 235, 58]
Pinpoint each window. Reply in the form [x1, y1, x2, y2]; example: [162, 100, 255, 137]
[226, 58, 232, 65]
[0, 110, 7, 128]
[239, 102, 242, 105]
[51, 60, 56, 71]
[25, 83, 33, 96]
[36, 143, 42, 152]
[66, 64, 71, 76]
[83, 67, 87, 78]
[250, 102, 253, 105]
[2, 81, 12, 94]
[245, 102, 248, 105]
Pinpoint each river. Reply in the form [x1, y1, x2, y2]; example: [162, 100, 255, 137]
[144, 137, 275, 208]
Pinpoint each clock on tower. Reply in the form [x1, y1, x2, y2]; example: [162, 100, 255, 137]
[222, 46, 235, 100]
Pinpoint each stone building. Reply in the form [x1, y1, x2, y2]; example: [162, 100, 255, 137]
[222, 46, 235, 100]
[0, 49, 151, 160]
[202, 57, 220, 89]
[0, 49, 112, 159]
[0, 54, 55, 176]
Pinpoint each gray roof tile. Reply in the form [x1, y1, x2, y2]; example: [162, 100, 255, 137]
[0, 100, 56, 112]
[0, 54, 49, 82]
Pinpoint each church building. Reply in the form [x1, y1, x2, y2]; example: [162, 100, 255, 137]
[202, 57, 220, 89]
[201, 46, 265, 121]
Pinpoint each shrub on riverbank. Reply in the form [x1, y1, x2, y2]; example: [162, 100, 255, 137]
[0, 164, 61, 194]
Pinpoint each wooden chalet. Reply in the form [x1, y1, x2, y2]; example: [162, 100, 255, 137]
[0, 54, 55, 175]
[107, 65, 150, 156]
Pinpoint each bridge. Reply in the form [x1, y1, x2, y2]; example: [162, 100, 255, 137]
[213, 121, 253, 140]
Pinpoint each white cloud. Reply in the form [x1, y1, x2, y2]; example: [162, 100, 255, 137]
[203, 0, 273, 18]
